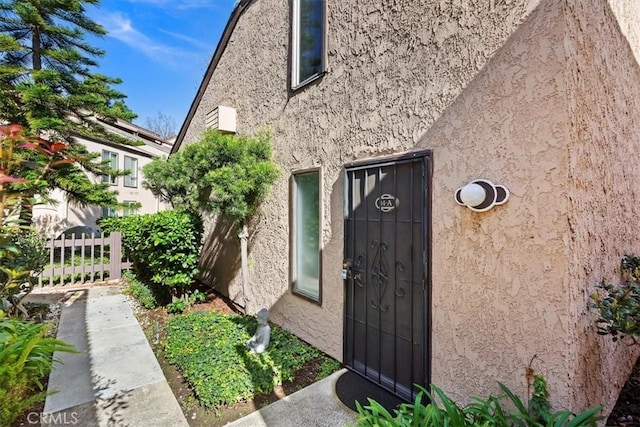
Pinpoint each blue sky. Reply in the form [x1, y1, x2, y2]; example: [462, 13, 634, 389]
[86, 0, 237, 131]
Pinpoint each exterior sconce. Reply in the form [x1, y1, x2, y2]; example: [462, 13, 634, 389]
[454, 179, 509, 212]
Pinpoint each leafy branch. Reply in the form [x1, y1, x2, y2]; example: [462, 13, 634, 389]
[591, 255, 640, 345]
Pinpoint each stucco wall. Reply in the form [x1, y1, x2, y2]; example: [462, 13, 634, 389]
[565, 0, 640, 414]
[416, 0, 573, 405]
[182, 0, 544, 362]
[179, 0, 638, 413]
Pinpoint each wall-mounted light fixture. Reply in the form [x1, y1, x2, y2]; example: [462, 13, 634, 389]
[454, 179, 509, 212]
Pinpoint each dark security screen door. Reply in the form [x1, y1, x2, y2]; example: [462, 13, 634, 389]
[343, 153, 430, 401]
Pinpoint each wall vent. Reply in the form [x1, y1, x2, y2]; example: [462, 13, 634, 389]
[206, 106, 236, 133]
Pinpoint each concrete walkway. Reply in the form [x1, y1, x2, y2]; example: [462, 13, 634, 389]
[226, 369, 357, 427]
[29, 284, 358, 427]
[36, 285, 188, 427]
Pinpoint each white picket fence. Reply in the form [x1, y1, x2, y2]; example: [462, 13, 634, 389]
[37, 232, 131, 287]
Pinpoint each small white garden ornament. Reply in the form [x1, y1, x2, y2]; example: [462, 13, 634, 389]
[247, 308, 271, 354]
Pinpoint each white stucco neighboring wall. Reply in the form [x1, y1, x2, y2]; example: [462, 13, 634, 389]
[33, 133, 170, 238]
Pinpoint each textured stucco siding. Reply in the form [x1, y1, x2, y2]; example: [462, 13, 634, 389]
[417, 0, 573, 405]
[182, 0, 545, 363]
[565, 0, 640, 414]
[178, 0, 638, 414]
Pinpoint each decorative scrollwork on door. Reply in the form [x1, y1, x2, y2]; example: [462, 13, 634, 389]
[353, 254, 365, 287]
[371, 240, 389, 312]
[395, 261, 406, 297]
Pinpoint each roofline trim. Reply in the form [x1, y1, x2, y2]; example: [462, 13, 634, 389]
[70, 132, 157, 159]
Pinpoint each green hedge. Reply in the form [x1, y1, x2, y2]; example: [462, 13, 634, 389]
[100, 209, 203, 297]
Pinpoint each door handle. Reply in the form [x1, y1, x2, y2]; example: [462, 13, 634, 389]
[342, 261, 352, 280]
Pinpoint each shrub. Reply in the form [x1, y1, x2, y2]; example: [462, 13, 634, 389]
[0, 318, 76, 426]
[165, 299, 186, 314]
[100, 209, 203, 299]
[142, 129, 280, 221]
[353, 380, 602, 427]
[166, 289, 206, 314]
[0, 229, 48, 315]
[591, 255, 640, 344]
[0, 125, 77, 422]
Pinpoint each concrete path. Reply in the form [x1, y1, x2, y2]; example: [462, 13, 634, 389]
[226, 369, 357, 427]
[29, 284, 359, 427]
[37, 285, 188, 427]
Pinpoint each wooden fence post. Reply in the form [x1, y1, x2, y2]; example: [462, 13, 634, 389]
[109, 232, 123, 280]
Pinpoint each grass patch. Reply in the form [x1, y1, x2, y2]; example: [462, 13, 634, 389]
[164, 310, 338, 410]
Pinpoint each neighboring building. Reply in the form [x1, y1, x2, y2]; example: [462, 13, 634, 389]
[33, 117, 172, 237]
[173, 0, 640, 416]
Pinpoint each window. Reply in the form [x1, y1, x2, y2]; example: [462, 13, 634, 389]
[124, 156, 138, 188]
[101, 206, 116, 218]
[292, 169, 321, 302]
[122, 201, 138, 217]
[291, 0, 325, 88]
[102, 150, 118, 185]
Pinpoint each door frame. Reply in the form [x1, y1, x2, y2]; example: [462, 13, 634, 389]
[342, 149, 433, 400]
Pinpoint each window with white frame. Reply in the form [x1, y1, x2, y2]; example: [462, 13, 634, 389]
[292, 169, 321, 302]
[101, 206, 116, 218]
[291, 0, 325, 88]
[124, 156, 138, 188]
[102, 150, 118, 185]
[122, 201, 138, 217]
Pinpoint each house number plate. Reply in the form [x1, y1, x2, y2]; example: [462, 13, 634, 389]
[375, 194, 399, 212]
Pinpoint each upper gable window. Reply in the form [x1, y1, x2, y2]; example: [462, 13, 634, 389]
[291, 0, 325, 89]
[123, 156, 138, 188]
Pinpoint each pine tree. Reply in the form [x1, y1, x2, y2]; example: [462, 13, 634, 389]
[0, 0, 138, 220]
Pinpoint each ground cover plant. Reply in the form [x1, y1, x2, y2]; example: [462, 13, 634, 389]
[164, 310, 340, 412]
[123, 271, 158, 309]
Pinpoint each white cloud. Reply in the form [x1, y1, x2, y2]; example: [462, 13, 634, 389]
[125, 0, 226, 10]
[96, 11, 199, 66]
[158, 29, 211, 50]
